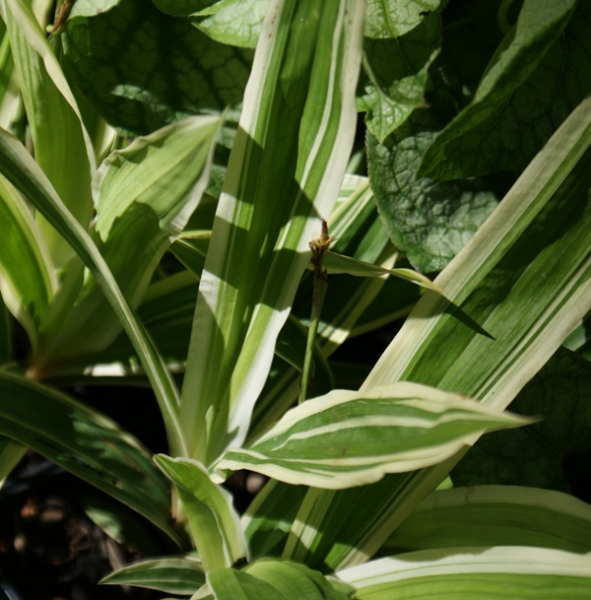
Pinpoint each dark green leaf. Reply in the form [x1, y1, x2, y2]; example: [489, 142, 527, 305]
[419, 0, 590, 179]
[0, 370, 183, 545]
[367, 110, 500, 273]
[452, 348, 591, 490]
[63, 0, 253, 135]
[358, 11, 441, 142]
[152, 0, 217, 17]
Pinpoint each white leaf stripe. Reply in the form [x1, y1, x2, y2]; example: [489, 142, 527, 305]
[214, 382, 529, 489]
[336, 547, 591, 587]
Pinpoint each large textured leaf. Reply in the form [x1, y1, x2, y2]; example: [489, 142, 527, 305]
[0, 370, 182, 545]
[451, 347, 591, 490]
[419, 0, 589, 179]
[101, 556, 205, 594]
[37, 115, 221, 370]
[367, 109, 501, 274]
[0, 173, 56, 349]
[155, 455, 248, 571]
[214, 382, 530, 489]
[381, 486, 591, 555]
[275, 96, 591, 570]
[191, 0, 271, 48]
[63, 0, 253, 135]
[3, 0, 95, 266]
[364, 0, 443, 39]
[180, 0, 365, 465]
[359, 11, 441, 143]
[0, 127, 186, 458]
[337, 547, 591, 599]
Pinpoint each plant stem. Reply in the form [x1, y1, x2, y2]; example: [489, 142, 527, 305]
[300, 221, 332, 403]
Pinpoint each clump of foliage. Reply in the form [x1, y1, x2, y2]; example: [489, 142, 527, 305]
[0, 0, 591, 598]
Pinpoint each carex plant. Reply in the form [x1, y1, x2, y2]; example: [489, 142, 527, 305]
[0, 0, 590, 598]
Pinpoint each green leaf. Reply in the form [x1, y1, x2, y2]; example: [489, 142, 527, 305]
[151, 0, 217, 17]
[320, 251, 440, 292]
[190, 0, 271, 48]
[207, 568, 284, 600]
[0, 288, 10, 363]
[419, 0, 588, 179]
[380, 485, 591, 555]
[364, 0, 443, 39]
[0, 172, 56, 350]
[280, 95, 591, 571]
[214, 382, 531, 489]
[180, 0, 365, 465]
[367, 110, 501, 273]
[0, 435, 25, 490]
[3, 0, 95, 266]
[242, 480, 308, 561]
[63, 0, 253, 135]
[358, 11, 441, 143]
[451, 347, 591, 490]
[101, 556, 205, 594]
[243, 558, 353, 599]
[155, 455, 248, 572]
[0, 370, 182, 545]
[37, 115, 221, 369]
[337, 547, 591, 599]
[0, 126, 186, 459]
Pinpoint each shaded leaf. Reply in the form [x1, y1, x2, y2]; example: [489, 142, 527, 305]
[63, 0, 253, 135]
[452, 347, 591, 490]
[419, 0, 589, 179]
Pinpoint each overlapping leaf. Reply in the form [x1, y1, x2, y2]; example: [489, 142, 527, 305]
[155, 455, 248, 571]
[419, 0, 589, 179]
[274, 96, 591, 570]
[336, 547, 591, 599]
[180, 0, 365, 465]
[63, 0, 253, 135]
[0, 370, 182, 545]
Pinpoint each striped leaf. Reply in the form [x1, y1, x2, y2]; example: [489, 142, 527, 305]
[213, 382, 531, 489]
[336, 547, 591, 599]
[270, 96, 591, 570]
[380, 486, 591, 555]
[180, 0, 365, 465]
[2, 0, 95, 266]
[37, 115, 221, 370]
[0, 127, 187, 458]
[101, 556, 205, 595]
[154, 455, 248, 572]
[0, 370, 182, 545]
[0, 172, 56, 350]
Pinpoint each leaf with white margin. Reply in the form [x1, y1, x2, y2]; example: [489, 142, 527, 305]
[213, 382, 531, 490]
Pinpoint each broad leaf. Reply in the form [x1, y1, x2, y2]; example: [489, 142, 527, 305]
[101, 556, 205, 594]
[155, 455, 248, 571]
[277, 95, 591, 570]
[419, 0, 589, 179]
[0, 370, 182, 545]
[364, 0, 444, 39]
[191, 0, 271, 48]
[452, 347, 591, 490]
[207, 568, 284, 600]
[180, 0, 365, 465]
[0, 127, 186, 458]
[367, 109, 501, 273]
[337, 547, 591, 599]
[214, 382, 530, 489]
[381, 485, 591, 555]
[359, 11, 441, 142]
[63, 0, 253, 135]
